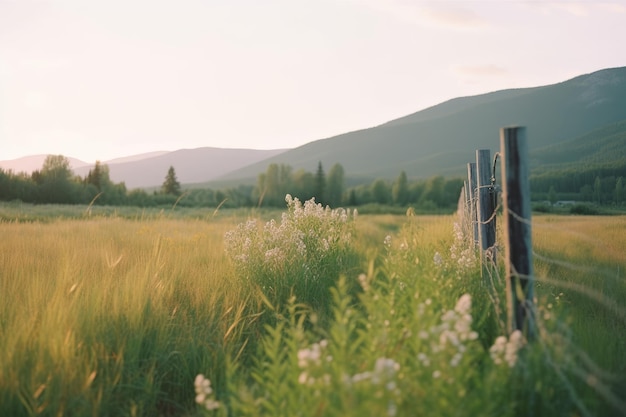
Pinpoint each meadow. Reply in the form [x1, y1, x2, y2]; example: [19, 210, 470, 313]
[0, 201, 624, 416]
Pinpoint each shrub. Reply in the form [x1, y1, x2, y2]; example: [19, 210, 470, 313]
[224, 195, 359, 313]
[569, 204, 600, 215]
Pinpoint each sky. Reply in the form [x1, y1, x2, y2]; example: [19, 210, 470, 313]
[1, 0, 625, 163]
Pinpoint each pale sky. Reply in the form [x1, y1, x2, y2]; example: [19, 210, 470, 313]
[1, 0, 625, 163]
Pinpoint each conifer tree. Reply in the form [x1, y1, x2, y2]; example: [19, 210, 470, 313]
[162, 166, 181, 196]
[314, 161, 326, 204]
[392, 171, 409, 205]
[326, 163, 345, 207]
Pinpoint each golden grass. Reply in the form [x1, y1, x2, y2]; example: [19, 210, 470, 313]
[0, 216, 256, 415]
[532, 215, 626, 373]
[533, 215, 626, 268]
[2, 211, 622, 415]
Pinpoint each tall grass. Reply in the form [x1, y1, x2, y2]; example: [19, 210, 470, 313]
[1, 203, 624, 416]
[0, 217, 256, 416]
[206, 210, 625, 416]
[532, 215, 626, 410]
[220, 214, 518, 416]
[224, 195, 360, 321]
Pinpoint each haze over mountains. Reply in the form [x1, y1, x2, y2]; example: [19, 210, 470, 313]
[72, 148, 287, 189]
[3, 66, 625, 189]
[1, 149, 287, 189]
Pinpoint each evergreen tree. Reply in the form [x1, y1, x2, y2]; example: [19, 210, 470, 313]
[392, 171, 409, 205]
[548, 185, 557, 205]
[162, 166, 181, 196]
[616, 177, 624, 204]
[326, 163, 345, 207]
[314, 161, 326, 204]
[86, 161, 104, 191]
[593, 176, 602, 204]
[371, 179, 390, 204]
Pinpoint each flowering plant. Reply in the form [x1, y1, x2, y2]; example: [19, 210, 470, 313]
[224, 195, 358, 311]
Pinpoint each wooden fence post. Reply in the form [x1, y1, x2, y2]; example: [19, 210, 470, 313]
[500, 127, 535, 337]
[476, 149, 496, 270]
[467, 162, 478, 246]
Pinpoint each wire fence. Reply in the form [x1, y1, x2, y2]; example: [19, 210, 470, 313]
[456, 126, 626, 415]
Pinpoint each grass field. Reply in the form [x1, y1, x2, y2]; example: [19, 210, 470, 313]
[0, 203, 624, 416]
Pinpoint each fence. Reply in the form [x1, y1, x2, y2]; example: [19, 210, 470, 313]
[457, 126, 535, 338]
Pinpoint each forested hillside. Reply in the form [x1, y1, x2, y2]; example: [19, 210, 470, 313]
[218, 67, 626, 182]
[529, 120, 626, 204]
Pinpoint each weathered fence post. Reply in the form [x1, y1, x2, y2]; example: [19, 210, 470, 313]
[467, 162, 478, 246]
[500, 127, 535, 337]
[476, 149, 496, 270]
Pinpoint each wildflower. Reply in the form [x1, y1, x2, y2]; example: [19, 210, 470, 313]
[489, 330, 525, 367]
[417, 352, 431, 366]
[224, 194, 354, 290]
[450, 352, 463, 367]
[297, 340, 328, 368]
[455, 294, 471, 315]
[194, 374, 220, 411]
[505, 330, 524, 367]
[433, 251, 443, 267]
[349, 357, 400, 389]
[351, 371, 373, 383]
[358, 273, 370, 291]
[371, 357, 400, 385]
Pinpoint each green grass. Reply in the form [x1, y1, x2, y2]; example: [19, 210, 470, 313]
[0, 203, 624, 416]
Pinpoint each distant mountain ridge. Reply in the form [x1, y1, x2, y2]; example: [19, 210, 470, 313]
[73, 148, 288, 188]
[0, 148, 287, 189]
[3, 67, 625, 188]
[0, 155, 91, 174]
[215, 66, 626, 184]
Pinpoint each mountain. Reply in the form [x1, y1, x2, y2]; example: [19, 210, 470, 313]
[0, 155, 90, 174]
[1, 149, 287, 189]
[529, 119, 626, 171]
[214, 67, 626, 184]
[73, 147, 287, 189]
[4, 67, 625, 189]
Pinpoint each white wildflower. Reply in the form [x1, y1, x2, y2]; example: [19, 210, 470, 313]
[298, 340, 328, 368]
[298, 372, 309, 385]
[358, 273, 370, 291]
[194, 374, 220, 411]
[351, 371, 372, 383]
[455, 294, 472, 315]
[372, 357, 400, 385]
[489, 330, 525, 367]
[433, 251, 443, 267]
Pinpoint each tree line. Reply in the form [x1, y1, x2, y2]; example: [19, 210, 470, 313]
[530, 164, 626, 205]
[5, 154, 620, 210]
[0, 155, 466, 211]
